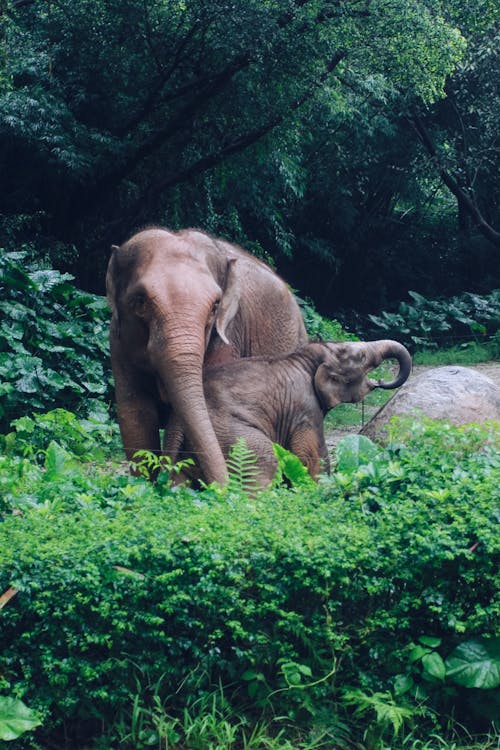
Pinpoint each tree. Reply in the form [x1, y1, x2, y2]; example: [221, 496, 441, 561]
[263, 7, 500, 315]
[410, 23, 500, 248]
[0, 0, 469, 292]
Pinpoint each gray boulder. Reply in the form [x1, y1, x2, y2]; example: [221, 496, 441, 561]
[361, 366, 500, 439]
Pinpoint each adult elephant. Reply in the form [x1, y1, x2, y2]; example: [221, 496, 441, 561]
[106, 227, 307, 484]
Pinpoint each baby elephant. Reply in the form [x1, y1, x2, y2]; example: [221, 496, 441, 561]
[171, 339, 411, 487]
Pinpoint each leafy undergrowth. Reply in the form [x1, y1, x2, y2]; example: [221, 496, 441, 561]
[367, 290, 500, 353]
[0, 251, 112, 432]
[0, 412, 499, 750]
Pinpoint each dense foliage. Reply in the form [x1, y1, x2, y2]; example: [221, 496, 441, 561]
[366, 289, 500, 351]
[0, 412, 498, 749]
[0, 250, 111, 431]
[1, 0, 498, 313]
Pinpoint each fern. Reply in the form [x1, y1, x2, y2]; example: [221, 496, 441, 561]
[341, 689, 419, 738]
[226, 438, 260, 494]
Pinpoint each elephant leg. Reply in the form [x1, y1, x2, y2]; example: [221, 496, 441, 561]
[162, 412, 185, 464]
[288, 428, 330, 480]
[113, 365, 161, 474]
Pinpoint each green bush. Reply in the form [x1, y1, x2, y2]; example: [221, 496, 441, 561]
[0, 417, 498, 748]
[1, 403, 120, 464]
[298, 297, 357, 342]
[367, 290, 500, 351]
[0, 251, 112, 430]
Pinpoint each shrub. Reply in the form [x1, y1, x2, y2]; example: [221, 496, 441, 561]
[298, 297, 357, 342]
[0, 417, 498, 748]
[367, 289, 500, 351]
[1, 403, 120, 463]
[0, 251, 112, 430]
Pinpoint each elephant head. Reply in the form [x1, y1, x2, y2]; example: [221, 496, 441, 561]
[314, 340, 412, 410]
[106, 227, 307, 484]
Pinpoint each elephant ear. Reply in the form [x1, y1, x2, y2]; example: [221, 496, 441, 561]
[314, 363, 343, 411]
[215, 258, 241, 345]
[105, 245, 120, 315]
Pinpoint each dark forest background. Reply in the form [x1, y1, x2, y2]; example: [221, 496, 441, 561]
[1, 0, 498, 320]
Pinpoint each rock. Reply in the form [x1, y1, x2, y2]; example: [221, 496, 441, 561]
[361, 366, 500, 439]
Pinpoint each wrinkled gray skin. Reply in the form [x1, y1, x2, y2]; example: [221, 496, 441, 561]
[106, 227, 307, 484]
[172, 340, 412, 487]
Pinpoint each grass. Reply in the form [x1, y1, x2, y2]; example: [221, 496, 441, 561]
[325, 392, 387, 429]
[101, 680, 500, 750]
[392, 731, 500, 750]
[412, 340, 499, 366]
[326, 362, 404, 429]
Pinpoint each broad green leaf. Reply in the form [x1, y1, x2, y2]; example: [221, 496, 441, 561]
[0, 265, 34, 293]
[336, 435, 379, 473]
[393, 674, 414, 696]
[298, 663, 313, 677]
[10, 416, 35, 435]
[272, 444, 315, 487]
[16, 371, 40, 394]
[44, 441, 73, 478]
[422, 652, 446, 681]
[445, 637, 500, 689]
[418, 635, 442, 648]
[409, 645, 432, 663]
[0, 696, 41, 741]
[281, 662, 303, 686]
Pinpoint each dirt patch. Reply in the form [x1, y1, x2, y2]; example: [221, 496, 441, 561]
[325, 361, 500, 452]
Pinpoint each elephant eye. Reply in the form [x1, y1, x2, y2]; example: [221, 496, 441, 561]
[130, 293, 147, 314]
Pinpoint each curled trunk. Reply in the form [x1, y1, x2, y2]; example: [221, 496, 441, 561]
[370, 340, 412, 389]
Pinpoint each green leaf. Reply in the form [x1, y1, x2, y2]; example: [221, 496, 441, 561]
[10, 416, 35, 435]
[393, 674, 414, 696]
[336, 435, 379, 473]
[409, 645, 432, 663]
[272, 444, 315, 487]
[445, 637, 500, 689]
[280, 661, 303, 686]
[44, 441, 74, 478]
[242, 669, 260, 681]
[422, 652, 446, 681]
[418, 635, 442, 648]
[227, 438, 260, 493]
[0, 696, 41, 741]
[298, 663, 313, 677]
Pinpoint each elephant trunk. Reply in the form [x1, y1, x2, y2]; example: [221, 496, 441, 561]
[150, 333, 228, 485]
[371, 340, 412, 389]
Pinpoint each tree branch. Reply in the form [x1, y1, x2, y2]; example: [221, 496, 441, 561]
[140, 51, 346, 205]
[113, 11, 205, 138]
[91, 52, 251, 200]
[410, 113, 500, 248]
